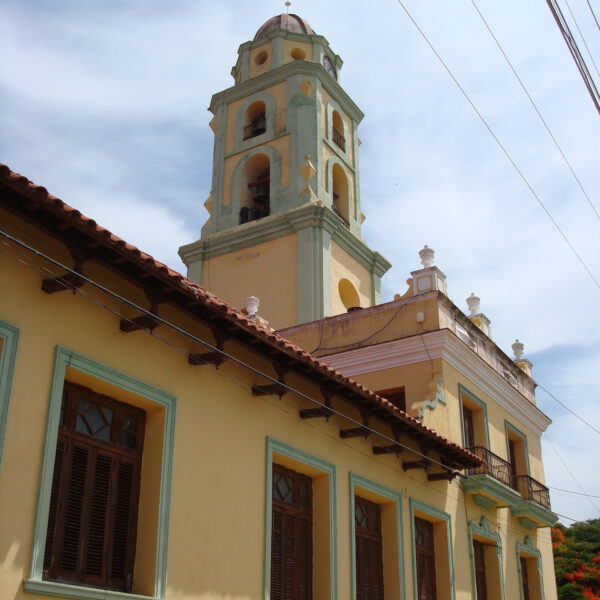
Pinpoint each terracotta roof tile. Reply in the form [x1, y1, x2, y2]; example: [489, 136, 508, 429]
[0, 163, 480, 467]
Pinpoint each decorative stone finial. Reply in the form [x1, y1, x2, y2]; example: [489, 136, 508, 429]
[246, 296, 259, 317]
[512, 339, 525, 360]
[419, 245, 435, 267]
[466, 293, 480, 316]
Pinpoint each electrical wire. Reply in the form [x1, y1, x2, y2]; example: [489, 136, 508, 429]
[537, 383, 600, 436]
[563, 0, 600, 79]
[587, 0, 600, 32]
[1, 232, 587, 534]
[470, 0, 600, 222]
[394, 0, 600, 291]
[550, 486, 600, 499]
[545, 435, 600, 513]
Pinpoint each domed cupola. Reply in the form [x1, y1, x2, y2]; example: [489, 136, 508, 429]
[254, 13, 315, 40]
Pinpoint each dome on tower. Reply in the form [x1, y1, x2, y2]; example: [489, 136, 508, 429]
[254, 13, 315, 41]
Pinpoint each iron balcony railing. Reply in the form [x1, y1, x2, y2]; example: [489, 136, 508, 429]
[332, 207, 350, 228]
[243, 116, 266, 140]
[239, 204, 270, 224]
[332, 127, 345, 151]
[517, 475, 551, 509]
[467, 446, 517, 490]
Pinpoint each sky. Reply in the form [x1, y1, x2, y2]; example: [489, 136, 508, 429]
[2, 0, 600, 524]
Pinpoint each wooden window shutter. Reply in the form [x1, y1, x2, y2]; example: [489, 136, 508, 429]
[521, 557, 530, 600]
[271, 464, 312, 600]
[473, 540, 487, 600]
[415, 517, 436, 600]
[354, 496, 384, 600]
[43, 382, 144, 592]
[462, 407, 475, 448]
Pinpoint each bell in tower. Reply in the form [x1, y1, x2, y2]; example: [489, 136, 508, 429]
[179, 13, 391, 329]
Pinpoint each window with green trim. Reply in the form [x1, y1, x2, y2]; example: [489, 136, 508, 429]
[0, 320, 19, 475]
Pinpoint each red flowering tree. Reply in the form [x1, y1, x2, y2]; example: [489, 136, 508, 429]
[552, 519, 600, 600]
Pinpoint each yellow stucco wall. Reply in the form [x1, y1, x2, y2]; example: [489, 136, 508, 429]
[201, 234, 297, 330]
[0, 211, 556, 600]
[330, 240, 372, 316]
[282, 40, 313, 64]
[248, 41, 272, 80]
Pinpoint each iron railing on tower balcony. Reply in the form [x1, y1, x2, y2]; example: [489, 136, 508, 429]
[332, 206, 350, 228]
[243, 115, 266, 140]
[467, 446, 517, 490]
[332, 127, 345, 152]
[517, 475, 551, 509]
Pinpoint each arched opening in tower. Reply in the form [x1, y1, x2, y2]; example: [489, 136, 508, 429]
[240, 153, 270, 224]
[332, 110, 345, 152]
[332, 163, 350, 226]
[244, 101, 266, 140]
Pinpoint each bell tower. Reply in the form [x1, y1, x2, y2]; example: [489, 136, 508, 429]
[179, 14, 391, 329]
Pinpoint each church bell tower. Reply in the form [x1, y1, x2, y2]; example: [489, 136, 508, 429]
[179, 13, 391, 329]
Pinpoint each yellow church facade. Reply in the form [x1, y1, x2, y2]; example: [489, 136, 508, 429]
[0, 13, 557, 600]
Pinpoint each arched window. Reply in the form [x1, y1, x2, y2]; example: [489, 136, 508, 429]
[240, 153, 270, 224]
[244, 101, 266, 140]
[332, 163, 350, 226]
[332, 111, 345, 152]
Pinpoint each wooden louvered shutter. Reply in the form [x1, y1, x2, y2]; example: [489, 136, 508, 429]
[43, 382, 144, 593]
[415, 518, 436, 600]
[521, 557, 530, 600]
[354, 496, 384, 600]
[271, 464, 312, 600]
[473, 540, 487, 600]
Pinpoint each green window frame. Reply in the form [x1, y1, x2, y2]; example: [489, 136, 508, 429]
[0, 320, 20, 475]
[505, 420, 531, 476]
[350, 473, 405, 600]
[458, 384, 490, 450]
[409, 498, 455, 600]
[24, 346, 176, 600]
[264, 437, 337, 600]
[516, 536, 545, 600]
[468, 516, 505, 600]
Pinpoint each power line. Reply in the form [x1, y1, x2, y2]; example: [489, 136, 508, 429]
[546, 435, 600, 513]
[470, 0, 600, 222]
[550, 486, 600, 499]
[537, 383, 600, 436]
[563, 0, 600, 79]
[394, 0, 600, 291]
[586, 0, 600, 32]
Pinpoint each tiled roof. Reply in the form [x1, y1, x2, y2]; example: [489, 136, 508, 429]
[0, 163, 481, 468]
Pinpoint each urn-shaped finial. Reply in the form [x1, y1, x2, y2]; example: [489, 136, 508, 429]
[419, 245, 435, 267]
[512, 339, 525, 360]
[246, 296, 260, 317]
[466, 293, 480, 316]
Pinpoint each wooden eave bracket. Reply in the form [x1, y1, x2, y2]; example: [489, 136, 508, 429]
[340, 411, 370, 439]
[42, 250, 87, 294]
[427, 469, 457, 482]
[188, 327, 229, 367]
[373, 428, 404, 455]
[120, 291, 162, 333]
[402, 459, 431, 472]
[300, 388, 333, 420]
[252, 361, 287, 398]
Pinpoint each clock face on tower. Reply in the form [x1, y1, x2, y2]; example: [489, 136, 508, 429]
[323, 55, 337, 80]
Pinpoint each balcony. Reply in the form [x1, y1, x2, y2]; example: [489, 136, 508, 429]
[243, 116, 266, 140]
[332, 127, 345, 152]
[239, 204, 269, 224]
[462, 446, 521, 509]
[332, 206, 350, 228]
[511, 475, 557, 529]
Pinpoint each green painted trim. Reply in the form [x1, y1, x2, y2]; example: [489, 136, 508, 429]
[325, 155, 356, 230]
[28, 346, 176, 600]
[349, 473, 405, 600]
[417, 376, 446, 419]
[409, 498, 455, 600]
[518, 517, 538, 530]
[505, 420, 531, 475]
[22, 579, 163, 600]
[468, 516, 505, 600]
[0, 320, 19, 475]
[462, 474, 522, 508]
[516, 536, 545, 600]
[472, 494, 497, 510]
[458, 384, 491, 449]
[271, 37, 284, 69]
[210, 60, 364, 124]
[510, 501, 558, 528]
[264, 437, 337, 600]
[233, 90, 279, 153]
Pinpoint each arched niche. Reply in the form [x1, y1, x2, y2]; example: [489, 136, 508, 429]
[330, 161, 351, 226]
[231, 146, 281, 225]
[338, 278, 360, 310]
[244, 101, 266, 140]
[325, 101, 350, 156]
[235, 91, 278, 151]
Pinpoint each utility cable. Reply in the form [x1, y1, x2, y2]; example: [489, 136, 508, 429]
[550, 486, 600, 499]
[564, 0, 600, 79]
[0, 230, 469, 477]
[537, 383, 600, 436]
[470, 0, 600, 222]
[545, 434, 600, 513]
[587, 0, 600, 32]
[394, 0, 600, 291]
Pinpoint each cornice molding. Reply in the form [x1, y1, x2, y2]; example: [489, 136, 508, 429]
[321, 329, 552, 436]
